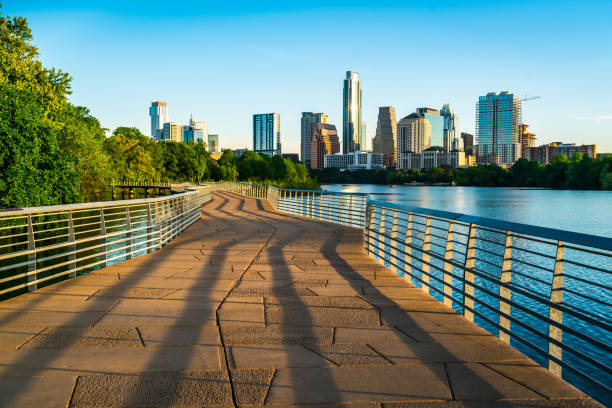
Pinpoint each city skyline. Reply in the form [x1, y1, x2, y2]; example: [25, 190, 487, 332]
[4, 1, 611, 152]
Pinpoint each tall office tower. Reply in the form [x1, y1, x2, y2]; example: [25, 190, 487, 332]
[253, 113, 281, 156]
[519, 124, 536, 158]
[342, 71, 362, 153]
[416, 108, 444, 147]
[149, 101, 168, 140]
[301, 112, 329, 167]
[373, 106, 397, 167]
[396, 113, 431, 169]
[476, 91, 522, 165]
[461, 132, 474, 155]
[310, 123, 339, 169]
[162, 122, 184, 142]
[440, 104, 461, 152]
[208, 134, 219, 152]
[360, 123, 367, 152]
[184, 116, 208, 144]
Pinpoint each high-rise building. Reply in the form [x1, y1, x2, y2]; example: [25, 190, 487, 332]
[253, 113, 281, 156]
[476, 91, 522, 165]
[149, 101, 168, 140]
[416, 108, 444, 148]
[461, 132, 474, 156]
[342, 71, 362, 153]
[399, 150, 466, 171]
[440, 104, 461, 152]
[396, 113, 431, 170]
[310, 123, 340, 169]
[360, 123, 367, 152]
[373, 106, 397, 167]
[162, 122, 184, 142]
[207, 134, 219, 152]
[301, 112, 328, 166]
[519, 124, 536, 158]
[183, 117, 208, 144]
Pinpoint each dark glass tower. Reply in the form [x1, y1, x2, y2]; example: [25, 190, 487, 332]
[342, 71, 362, 153]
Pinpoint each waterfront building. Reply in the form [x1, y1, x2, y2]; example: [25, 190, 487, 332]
[373, 106, 398, 168]
[253, 113, 281, 156]
[440, 104, 461, 152]
[342, 71, 363, 153]
[183, 117, 208, 144]
[519, 124, 536, 158]
[310, 123, 340, 169]
[301, 112, 329, 167]
[150, 101, 168, 140]
[324, 151, 383, 170]
[416, 107, 444, 148]
[396, 113, 431, 169]
[161, 122, 184, 142]
[207, 134, 219, 152]
[461, 132, 474, 156]
[476, 91, 522, 165]
[398, 149, 466, 171]
[525, 142, 597, 164]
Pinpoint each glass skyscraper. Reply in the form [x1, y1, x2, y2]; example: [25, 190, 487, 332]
[476, 92, 522, 165]
[342, 71, 362, 153]
[416, 108, 444, 148]
[440, 104, 461, 152]
[301, 112, 328, 167]
[253, 113, 281, 156]
[207, 134, 219, 152]
[149, 101, 168, 140]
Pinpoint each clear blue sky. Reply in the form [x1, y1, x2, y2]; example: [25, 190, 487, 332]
[4, 0, 612, 153]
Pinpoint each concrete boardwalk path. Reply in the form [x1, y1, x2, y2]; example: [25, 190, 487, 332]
[0, 192, 602, 407]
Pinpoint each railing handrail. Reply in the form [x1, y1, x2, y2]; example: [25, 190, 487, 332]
[0, 187, 204, 217]
[368, 199, 612, 251]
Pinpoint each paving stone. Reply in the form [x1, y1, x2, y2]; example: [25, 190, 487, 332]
[69, 370, 232, 407]
[265, 305, 379, 328]
[264, 296, 375, 309]
[221, 325, 333, 345]
[21, 327, 142, 349]
[0, 327, 42, 349]
[233, 287, 316, 296]
[266, 364, 452, 404]
[231, 368, 275, 405]
[94, 310, 218, 327]
[230, 344, 331, 368]
[370, 341, 527, 365]
[0, 310, 105, 327]
[0, 375, 77, 408]
[382, 400, 603, 408]
[446, 362, 541, 400]
[334, 327, 415, 344]
[93, 287, 175, 299]
[138, 325, 220, 346]
[0, 346, 220, 377]
[306, 343, 390, 366]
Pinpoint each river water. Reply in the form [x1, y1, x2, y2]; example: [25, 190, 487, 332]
[322, 184, 611, 237]
[322, 184, 611, 404]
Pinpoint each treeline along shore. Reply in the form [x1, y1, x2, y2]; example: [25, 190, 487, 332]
[312, 155, 612, 190]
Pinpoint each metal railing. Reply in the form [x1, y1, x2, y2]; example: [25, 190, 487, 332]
[217, 181, 612, 402]
[0, 186, 211, 298]
[113, 181, 172, 188]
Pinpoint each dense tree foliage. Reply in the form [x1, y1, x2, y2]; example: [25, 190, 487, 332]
[312, 155, 612, 190]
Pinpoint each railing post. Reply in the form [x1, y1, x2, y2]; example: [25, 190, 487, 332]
[349, 195, 354, 227]
[421, 216, 432, 293]
[318, 193, 323, 220]
[499, 231, 513, 344]
[125, 206, 132, 260]
[100, 208, 107, 268]
[377, 208, 386, 260]
[67, 211, 76, 278]
[463, 224, 476, 322]
[327, 193, 332, 222]
[366, 204, 376, 255]
[309, 192, 314, 218]
[548, 241, 564, 377]
[404, 213, 413, 280]
[390, 210, 401, 276]
[26, 215, 37, 292]
[146, 203, 153, 253]
[443, 221, 454, 307]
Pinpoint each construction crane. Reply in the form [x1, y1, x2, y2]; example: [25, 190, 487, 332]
[520, 95, 541, 102]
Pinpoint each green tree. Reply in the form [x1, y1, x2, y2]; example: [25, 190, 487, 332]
[0, 83, 79, 207]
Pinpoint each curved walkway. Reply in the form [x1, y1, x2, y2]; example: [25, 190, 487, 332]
[0, 192, 601, 407]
